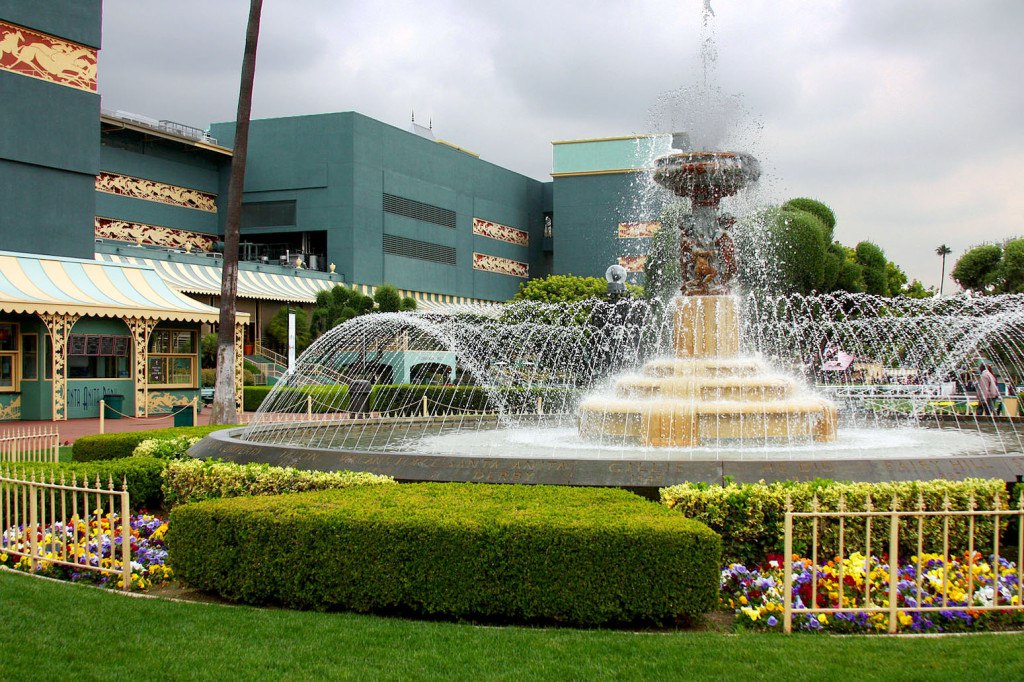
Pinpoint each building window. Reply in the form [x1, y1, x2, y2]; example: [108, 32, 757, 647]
[21, 334, 37, 381]
[0, 323, 19, 391]
[241, 201, 296, 228]
[147, 329, 196, 387]
[67, 334, 132, 379]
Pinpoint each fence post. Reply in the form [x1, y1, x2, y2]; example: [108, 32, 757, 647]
[783, 493, 793, 634]
[537, 396, 543, 416]
[28, 471, 39, 572]
[307, 394, 313, 419]
[192, 397, 198, 426]
[422, 395, 429, 418]
[888, 493, 900, 634]
[120, 478, 131, 592]
[99, 399, 105, 434]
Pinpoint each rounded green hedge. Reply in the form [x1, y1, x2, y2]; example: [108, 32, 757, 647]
[72, 425, 235, 462]
[3, 457, 167, 511]
[169, 483, 721, 626]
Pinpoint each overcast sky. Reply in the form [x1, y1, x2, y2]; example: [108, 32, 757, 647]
[98, 0, 1024, 290]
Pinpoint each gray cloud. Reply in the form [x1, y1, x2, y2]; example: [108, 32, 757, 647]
[97, 0, 1023, 289]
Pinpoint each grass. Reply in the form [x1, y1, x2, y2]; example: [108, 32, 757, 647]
[3, 570, 1024, 681]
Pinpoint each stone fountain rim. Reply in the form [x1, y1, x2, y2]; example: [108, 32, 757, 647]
[191, 423, 1024, 489]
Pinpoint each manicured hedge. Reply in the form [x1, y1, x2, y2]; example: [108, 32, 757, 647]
[2, 457, 167, 511]
[169, 483, 721, 626]
[162, 458, 394, 507]
[244, 384, 350, 413]
[369, 384, 581, 415]
[72, 425, 235, 462]
[661, 478, 1008, 566]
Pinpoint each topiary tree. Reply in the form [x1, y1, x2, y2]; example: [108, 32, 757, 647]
[782, 198, 836, 242]
[771, 208, 827, 294]
[1000, 239, 1024, 293]
[400, 296, 418, 311]
[373, 283, 402, 312]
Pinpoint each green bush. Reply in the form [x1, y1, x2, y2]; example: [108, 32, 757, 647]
[2, 457, 167, 511]
[369, 384, 580, 415]
[132, 436, 201, 460]
[244, 384, 350, 413]
[661, 478, 1008, 566]
[162, 458, 394, 507]
[72, 425, 235, 462]
[169, 484, 721, 626]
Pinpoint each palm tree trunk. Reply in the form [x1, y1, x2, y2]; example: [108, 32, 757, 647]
[211, 0, 263, 425]
[939, 255, 946, 296]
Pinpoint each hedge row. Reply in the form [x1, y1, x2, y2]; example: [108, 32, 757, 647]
[661, 478, 1008, 566]
[1, 457, 167, 511]
[72, 425, 234, 462]
[369, 384, 581, 415]
[162, 458, 394, 507]
[168, 483, 721, 626]
[244, 385, 350, 413]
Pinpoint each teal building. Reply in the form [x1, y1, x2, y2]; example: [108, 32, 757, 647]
[0, 0, 669, 421]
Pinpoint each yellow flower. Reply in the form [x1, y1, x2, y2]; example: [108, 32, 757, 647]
[898, 612, 913, 626]
[741, 607, 760, 622]
[739, 595, 748, 606]
[817, 614, 828, 625]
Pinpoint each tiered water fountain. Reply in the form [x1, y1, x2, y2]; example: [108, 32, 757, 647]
[578, 151, 838, 447]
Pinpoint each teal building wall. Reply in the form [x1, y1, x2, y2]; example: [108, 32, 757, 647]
[0, 1, 102, 260]
[212, 113, 546, 301]
[96, 139, 226, 236]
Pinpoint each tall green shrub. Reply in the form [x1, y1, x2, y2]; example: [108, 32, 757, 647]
[661, 478, 1007, 566]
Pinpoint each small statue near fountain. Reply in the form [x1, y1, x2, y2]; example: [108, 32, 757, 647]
[578, 149, 838, 447]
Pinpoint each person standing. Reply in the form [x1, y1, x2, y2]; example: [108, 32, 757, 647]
[977, 364, 1000, 416]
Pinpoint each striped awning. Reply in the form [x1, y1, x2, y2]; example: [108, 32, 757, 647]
[0, 251, 239, 323]
[96, 253, 338, 303]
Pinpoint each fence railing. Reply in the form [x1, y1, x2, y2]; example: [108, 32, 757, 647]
[0, 426, 60, 464]
[783, 492, 1024, 633]
[0, 467, 132, 591]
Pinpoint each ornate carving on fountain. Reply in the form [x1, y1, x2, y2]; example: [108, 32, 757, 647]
[576, 148, 838, 447]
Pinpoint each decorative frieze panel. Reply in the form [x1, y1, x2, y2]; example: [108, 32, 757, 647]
[618, 221, 661, 238]
[473, 218, 529, 246]
[95, 217, 217, 252]
[618, 255, 648, 272]
[0, 21, 97, 92]
[95, 172, 217, 213]
[472, 252, 529, 278]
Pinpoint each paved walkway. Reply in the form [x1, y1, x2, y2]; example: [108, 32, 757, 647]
[11, 409, 218, 445]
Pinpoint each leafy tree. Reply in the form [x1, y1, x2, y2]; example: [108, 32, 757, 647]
[264, 306, 311, 353]
[885, 261, 908, 297]
[400, 296, 418, 311]
[200, 333, 218, 369]
[1000, 238, 1024, 293]
[901, 279, 935, 298]
[952, 244, 1003, 292]
[643, 204, 684, 301]
[855, 241, 889, 296]
[514, 274, 640, 303]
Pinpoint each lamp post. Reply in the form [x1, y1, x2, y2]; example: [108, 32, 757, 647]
[605, 264, 627, 300]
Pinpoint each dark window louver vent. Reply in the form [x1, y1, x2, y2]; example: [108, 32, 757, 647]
[241, 201, 296, 228]
[382, 193, 456, 229]
[383, 234, 456, 265]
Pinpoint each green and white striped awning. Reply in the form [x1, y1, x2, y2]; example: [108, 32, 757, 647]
[0, 251, 235, 323]
[96, 252, 339, 303]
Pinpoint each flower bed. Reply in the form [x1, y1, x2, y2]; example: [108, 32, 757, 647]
[1, 513, 173, 591]
[721, 553, 1024, 633]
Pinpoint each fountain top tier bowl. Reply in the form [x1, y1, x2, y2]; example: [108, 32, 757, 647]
[653, 151, 761, 207]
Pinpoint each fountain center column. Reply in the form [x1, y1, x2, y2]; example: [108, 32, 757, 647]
[673, 295, 739, 358]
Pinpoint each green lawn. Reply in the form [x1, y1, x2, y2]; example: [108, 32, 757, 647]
[3, 570, 1023, 681]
